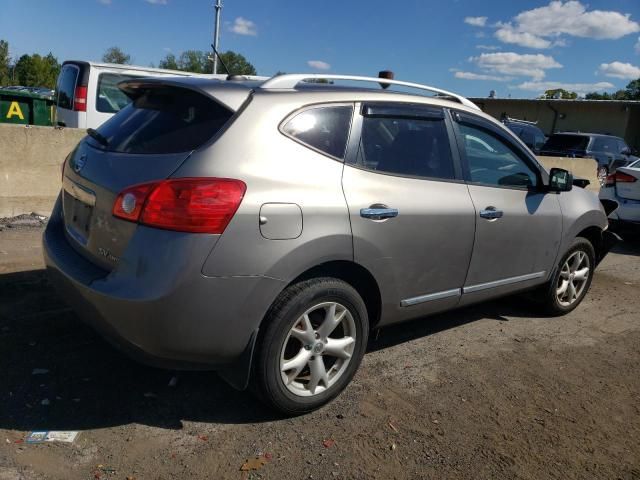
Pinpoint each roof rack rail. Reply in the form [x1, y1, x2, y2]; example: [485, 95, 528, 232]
[502, 115, 539, 126]
[260, 74, 480, 110]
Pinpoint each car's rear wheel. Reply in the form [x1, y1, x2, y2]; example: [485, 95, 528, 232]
[252, 278, 368, 415]
[538, 237, 595, 316]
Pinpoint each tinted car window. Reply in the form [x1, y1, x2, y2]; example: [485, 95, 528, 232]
[282, 106, 353, 159]
[592, 137, 618, 152]
[459, 123, 538, 188]
[90, 86, 233, 154]
[542, 134, 589, 151]
[96, 73, 137, 113]
[56, 65, 79, 110]
[356, 109, 454, 180]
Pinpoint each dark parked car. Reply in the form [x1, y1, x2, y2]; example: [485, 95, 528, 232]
[502, 117, 546, 154]
[540, 132, 638, 184]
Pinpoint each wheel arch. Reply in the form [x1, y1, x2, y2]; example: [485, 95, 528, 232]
[284, 260, 383, 330]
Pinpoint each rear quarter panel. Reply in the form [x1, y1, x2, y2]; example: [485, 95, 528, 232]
[174, 94, 354, 281]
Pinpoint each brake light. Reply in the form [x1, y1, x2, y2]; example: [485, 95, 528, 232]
[615, 171, 637, 183]
[113, 178, 246, 234]
[605, 173, 616, 186]
[73, 86, 87, 112]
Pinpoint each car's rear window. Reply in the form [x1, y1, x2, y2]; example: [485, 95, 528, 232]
[542, 134, 589, 151]
[56, 65, 79, 110]
[90, 86, 233, 154]
[96, 73, 137, 113]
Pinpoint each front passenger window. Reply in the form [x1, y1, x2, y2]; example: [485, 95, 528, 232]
[459, 124, 538, 188]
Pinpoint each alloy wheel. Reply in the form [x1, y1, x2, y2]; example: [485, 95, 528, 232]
[280, 302, 356, 397]
[556, 250, 591, 307]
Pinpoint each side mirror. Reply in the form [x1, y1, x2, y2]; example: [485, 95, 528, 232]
[620, 147, 632, 156]
[548, 168, 573, 192]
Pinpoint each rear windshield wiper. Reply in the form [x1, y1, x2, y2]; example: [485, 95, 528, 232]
[86, 128, 109, 148]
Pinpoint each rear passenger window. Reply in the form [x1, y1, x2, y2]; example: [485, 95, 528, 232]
[56, 65, 79, 110]
[282, 106, 353, 159]
[96, 73, 137, 113]
[356, 105, 455, 180]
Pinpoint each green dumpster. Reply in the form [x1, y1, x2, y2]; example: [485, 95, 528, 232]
[0, 88, 55, 126]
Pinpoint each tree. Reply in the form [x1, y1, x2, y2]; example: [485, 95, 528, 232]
[543, 88, 577, 99]
[13, 53, 60, 88]
[178, 50, 210, 73]
[102, 46, 131, 65]
[216, 50, 256, 75]
[158, 49, 257, 75]
[624, 79, 640, 100]
[585, 92, 611, 100]
[158, 53, 179, 70]
[0, 40, 11, 86]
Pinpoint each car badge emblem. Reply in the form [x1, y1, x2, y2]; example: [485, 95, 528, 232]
[74, 154, 87, 173]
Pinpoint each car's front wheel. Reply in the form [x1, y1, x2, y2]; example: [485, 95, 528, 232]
[252, 278, 369, 415]
[538, 237, 595, 315]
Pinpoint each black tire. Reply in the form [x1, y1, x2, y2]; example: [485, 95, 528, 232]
[252, 277, 369, 415]
[537, 237, 596, 316]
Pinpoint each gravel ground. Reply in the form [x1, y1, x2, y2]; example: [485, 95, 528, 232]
[0, 225, 639, 480]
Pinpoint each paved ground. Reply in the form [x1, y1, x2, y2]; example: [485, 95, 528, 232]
[0, 225, 639, 480]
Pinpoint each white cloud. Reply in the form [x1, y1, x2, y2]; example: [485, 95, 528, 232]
[454, 71, 511, 82]
[598, 61, 640, 80]
[98, 0, 111, 4]
[465, 16, 488, 27]
[145, 0, 168, 4]
[494, 1, 639, 49]
[470, 52, 562, 81]
[494, 26, 552, 49]
[307, 60, 331, 71]
[476, 45, 501, 51]
[230, 17, 257, 36]
[516, 81, 614, 94]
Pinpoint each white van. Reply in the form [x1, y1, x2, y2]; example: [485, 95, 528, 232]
[54, 61, 202, 129]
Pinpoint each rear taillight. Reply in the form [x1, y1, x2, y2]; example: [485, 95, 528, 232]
[73, 86, 87, 112]
[605, 173, 616, 186]
[615, 171, 637, 183]
[113, 178, 246, 234]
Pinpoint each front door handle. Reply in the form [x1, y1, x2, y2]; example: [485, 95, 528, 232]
[479, 206, 503, 220]
[360, 205, 399, 220]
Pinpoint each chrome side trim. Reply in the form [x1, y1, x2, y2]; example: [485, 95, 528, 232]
[463, 271, 546, 294]
[400, 288, 461, 307]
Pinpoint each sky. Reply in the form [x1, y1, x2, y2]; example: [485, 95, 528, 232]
[1, 0, 639, 98]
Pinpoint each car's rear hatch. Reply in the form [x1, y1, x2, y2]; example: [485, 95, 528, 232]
[61, 79, 248, 270]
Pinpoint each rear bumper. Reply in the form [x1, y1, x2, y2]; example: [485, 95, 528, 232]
[43, 197, 284, 369]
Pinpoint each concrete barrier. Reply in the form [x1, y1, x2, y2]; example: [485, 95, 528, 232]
[537, 156, 599, 192]
[0, 124, 85, 217]
[0, 124, 601, 219]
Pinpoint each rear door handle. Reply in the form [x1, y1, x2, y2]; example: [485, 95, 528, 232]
[360, 205, 399, 220]
[479, 207, 503, 220]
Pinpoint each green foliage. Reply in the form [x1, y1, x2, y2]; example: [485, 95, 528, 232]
[13, 52, 60, 89]
[216, 51, 256, 75]
[543, 88, 578, 99]
[0, 40, 11, 85]
[158, 49, 256, 75]
[102, 46, 131, 65]
[585, 78, 640, 101]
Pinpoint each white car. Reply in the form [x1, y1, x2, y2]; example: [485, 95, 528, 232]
[600, 159, 640, 225]
[54, 61, 202, 129]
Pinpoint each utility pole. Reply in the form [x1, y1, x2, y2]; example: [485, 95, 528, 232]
[212, 0, 222, 74]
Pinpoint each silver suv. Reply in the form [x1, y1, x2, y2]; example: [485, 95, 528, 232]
[44, 74, 617, 414]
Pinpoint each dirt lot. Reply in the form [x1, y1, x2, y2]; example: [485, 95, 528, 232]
[0, 225, 639, 480]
